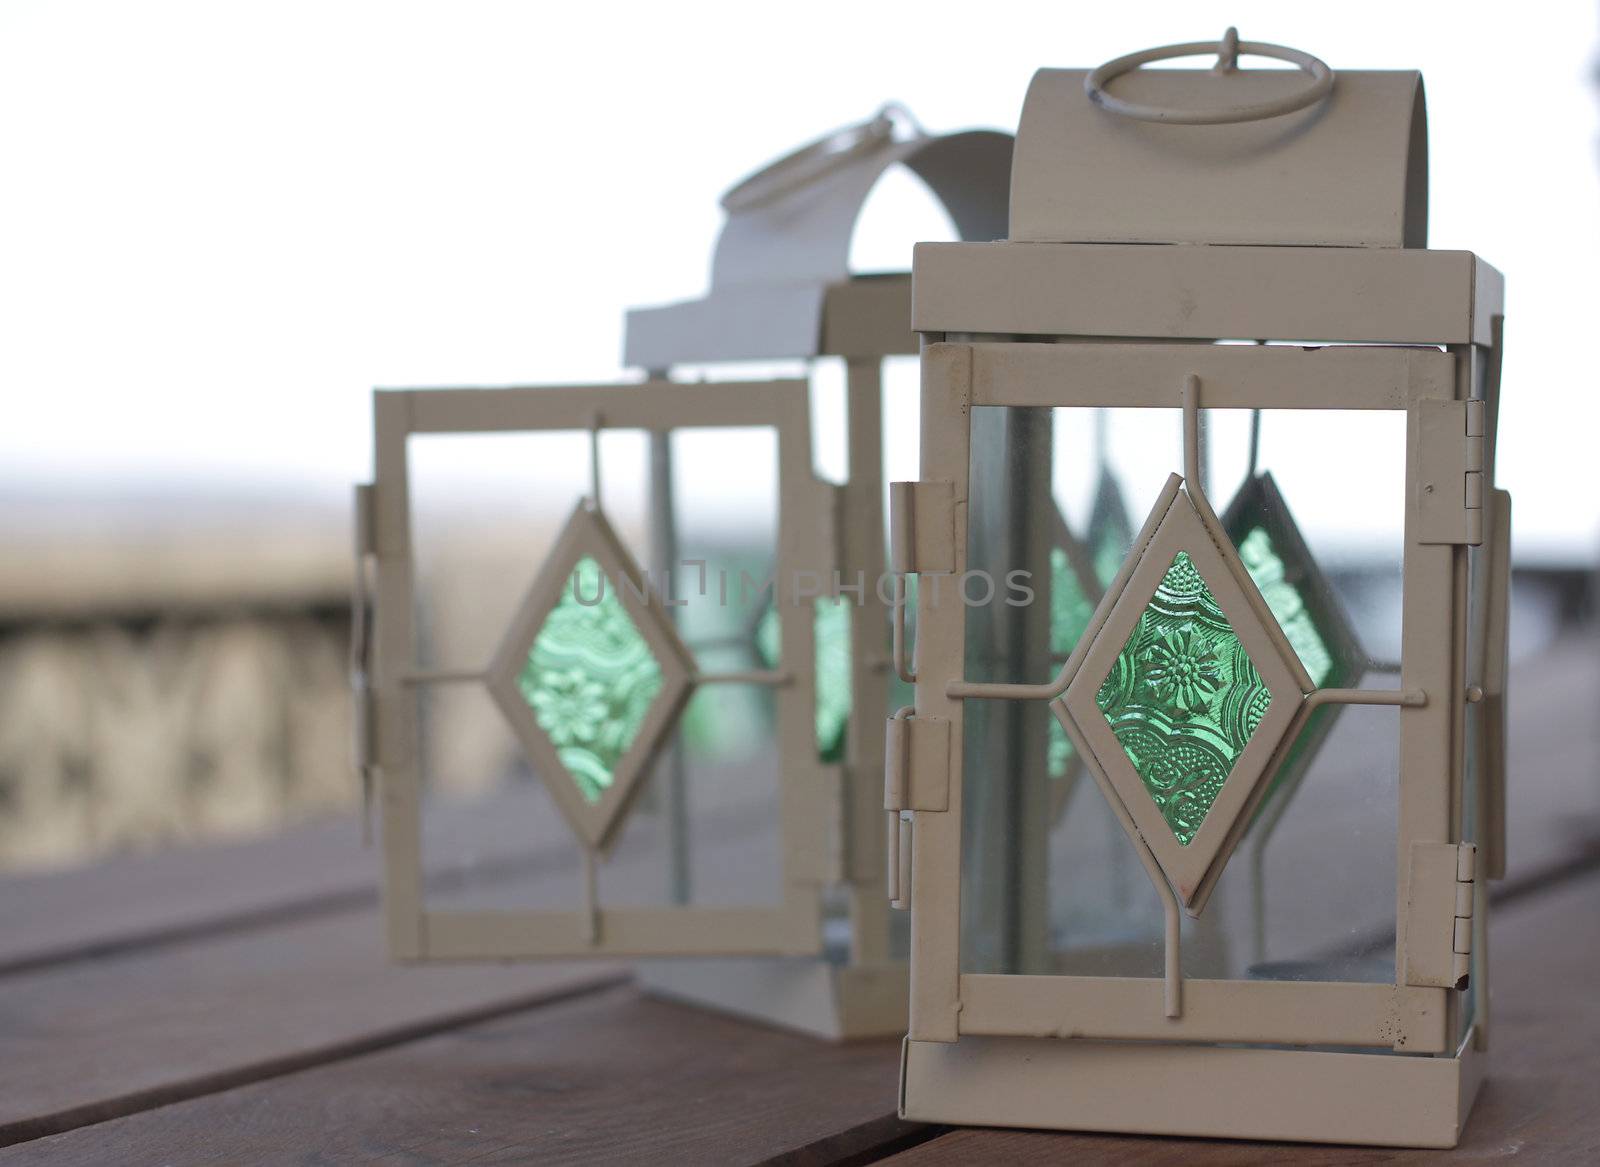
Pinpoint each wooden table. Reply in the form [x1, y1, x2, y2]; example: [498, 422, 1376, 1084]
[0, 638, 1596, 1165]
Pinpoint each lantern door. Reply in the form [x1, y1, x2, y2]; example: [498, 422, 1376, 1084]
[893, 336, 1490, 1137]
[356, 378, 844, 960]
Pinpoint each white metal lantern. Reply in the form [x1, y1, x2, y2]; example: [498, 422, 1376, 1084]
[890, 33, 1509, 1147]
[353, 111, 1011, 1040]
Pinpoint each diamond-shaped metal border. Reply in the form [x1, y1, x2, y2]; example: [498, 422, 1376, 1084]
[484, 501, 696, 855]
[1059, 485, 1304, 908]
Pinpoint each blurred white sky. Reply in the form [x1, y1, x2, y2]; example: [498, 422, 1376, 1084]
[0, 1, 1594, 560]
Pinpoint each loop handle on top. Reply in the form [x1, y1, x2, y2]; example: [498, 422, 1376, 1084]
[719, 103, 925, 212]
[1085, 28, 1334, 125]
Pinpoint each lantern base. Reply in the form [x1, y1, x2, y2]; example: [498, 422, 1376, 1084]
[901, 1027, 1485, 1148]
[636, 956, 908, 1041]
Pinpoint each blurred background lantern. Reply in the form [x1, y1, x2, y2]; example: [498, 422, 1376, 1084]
[355, 110, 1012, 1038]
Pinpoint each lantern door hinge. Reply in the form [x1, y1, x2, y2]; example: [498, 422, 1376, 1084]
[887, 813, 912, 910]
[884, 715, 951, 813]
[1402, 841, 1477, 989]
[1414, 398, 1485, 545]
[889, 480, 957, 574]
[884, 714, 946, 910]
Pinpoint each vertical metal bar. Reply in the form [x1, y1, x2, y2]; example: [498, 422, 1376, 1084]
[908, 338, 970, 1040]
[955, 334, 1052, 976]
[843, 358, 892, 962]
[373, 392, 424, 958]
[647, 373, 692, 907]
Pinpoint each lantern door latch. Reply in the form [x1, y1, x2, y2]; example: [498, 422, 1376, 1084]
[1402, 841, 1477, 990]
[1414, 398, 1486, 546]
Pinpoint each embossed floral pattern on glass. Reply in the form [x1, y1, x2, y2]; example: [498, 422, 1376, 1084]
[517, 556, 664, 804]
[1238, 526, 1334, 686]
[1095, 551, 1272, 845]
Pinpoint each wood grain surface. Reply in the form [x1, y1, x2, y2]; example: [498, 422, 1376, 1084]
[0, 984, 908, 1166]
[0, 909, 619, 1147]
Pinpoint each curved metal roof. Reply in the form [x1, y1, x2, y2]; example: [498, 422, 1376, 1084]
[1010, 66, 1427, 248]
[625, 117, 1013, 368]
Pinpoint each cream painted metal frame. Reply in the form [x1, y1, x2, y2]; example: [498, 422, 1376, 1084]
[897, 242, 1506, 1146]
[365, 378, 838, 963]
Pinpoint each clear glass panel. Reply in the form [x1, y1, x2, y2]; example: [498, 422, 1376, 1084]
[1088, 468, 1135, 586]
[1096, 551, 1273, 846]
[417, 682, 582, 913]
[958, 399, 1404, 984]
[1211, 408, 1405, 663]
[1212, 702, 1401, 983]
[409, 429, 649, 672]
[411, 420, 785, 918]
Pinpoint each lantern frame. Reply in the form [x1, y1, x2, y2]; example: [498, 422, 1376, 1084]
[893, 241, 1506, 1146]
[361, 378, 846, 962]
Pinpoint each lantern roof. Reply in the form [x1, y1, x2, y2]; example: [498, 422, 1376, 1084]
[1010, 60, 1427, 248]
[624, 111, 1012, 369]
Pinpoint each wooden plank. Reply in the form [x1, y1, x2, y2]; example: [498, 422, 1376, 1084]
[0, 908, 619, 1147]
[0, 781, 778, 976]
[0, 813, 381, 976]
[0, 784, 578, 976]
[882, 871, 1600, 1163]
[0, 984, 907, 1166]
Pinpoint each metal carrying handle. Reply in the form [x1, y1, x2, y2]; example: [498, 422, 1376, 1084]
[719, 103, 924, 212]
[1085, 27, 1335, 125]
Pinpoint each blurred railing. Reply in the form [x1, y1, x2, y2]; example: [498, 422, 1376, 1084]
[0, 491, 1587, 876]
[0, 501, 355, 870]
[0, 608, 353, 870]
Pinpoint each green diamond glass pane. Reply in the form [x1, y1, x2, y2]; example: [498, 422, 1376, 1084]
[1049, 545, 1096, 780]
[1095, 551, 1272, 845]
[756, 600, 852, 763]
[517, 556, 664, 805]
[1238, 526, 1334, 686]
